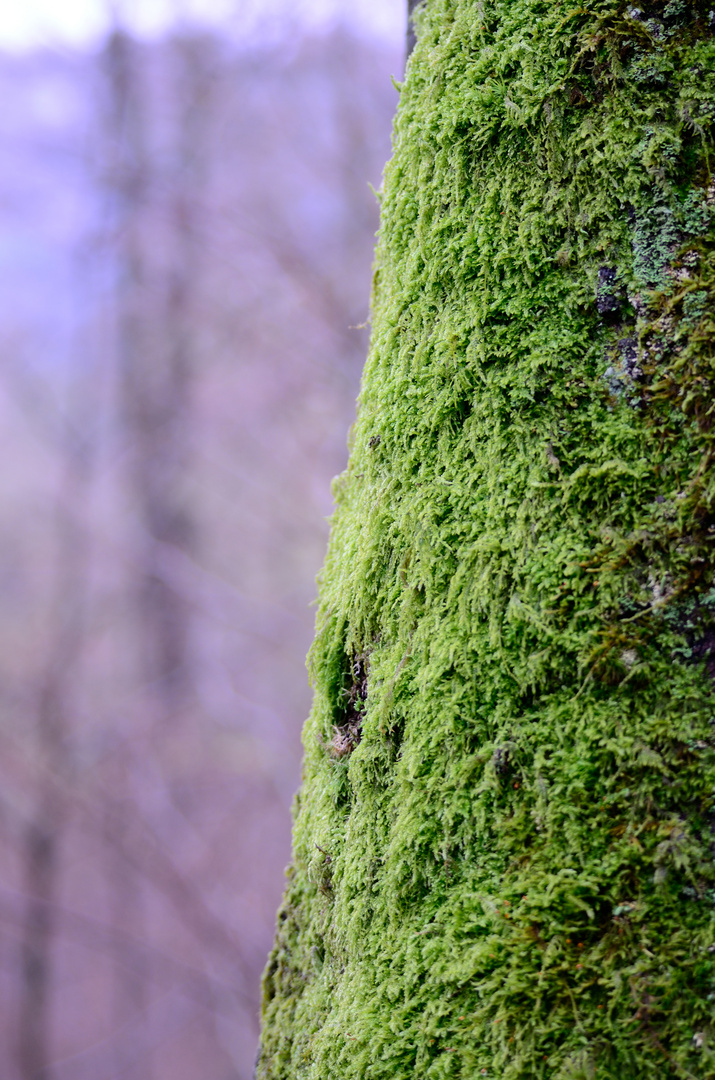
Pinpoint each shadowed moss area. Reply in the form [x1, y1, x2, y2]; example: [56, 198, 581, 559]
[258, 2, 715, 1077]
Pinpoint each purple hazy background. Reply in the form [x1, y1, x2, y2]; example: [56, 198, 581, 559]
[0, 2, 403, 1076]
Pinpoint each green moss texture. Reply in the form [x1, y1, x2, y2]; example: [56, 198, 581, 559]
[258, 2, 715, 1077]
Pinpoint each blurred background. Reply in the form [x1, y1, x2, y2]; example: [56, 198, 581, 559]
[0, 1, 403, 1075]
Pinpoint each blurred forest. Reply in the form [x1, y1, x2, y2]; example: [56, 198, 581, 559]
[0, 17, 399, 1079]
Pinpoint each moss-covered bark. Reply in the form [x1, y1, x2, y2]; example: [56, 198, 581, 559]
[258, 3, 715, 1077]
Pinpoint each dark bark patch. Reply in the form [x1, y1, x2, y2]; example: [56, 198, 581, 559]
[331, 652, 369, 757]
[596, 266, 625, 319]
[406, 0, 424, 65]
[315, 846, 333, 896]
[692, 626, 715, 678]
[493, 741, 516, 776]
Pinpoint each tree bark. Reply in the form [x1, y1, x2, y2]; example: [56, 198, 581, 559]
[406, 0, 421, 63]
[258, 2, 715, 1077]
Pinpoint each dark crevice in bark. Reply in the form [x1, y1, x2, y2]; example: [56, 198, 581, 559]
[331, 652, 369, 758]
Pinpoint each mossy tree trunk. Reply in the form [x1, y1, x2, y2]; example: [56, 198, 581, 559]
[258, 2, 715, 1077]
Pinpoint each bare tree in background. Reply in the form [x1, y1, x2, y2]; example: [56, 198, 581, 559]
[103, 32, 157, 1072]
[103, 26, 224, 1075]
[107, 26, 200, 724]
[17, 390, 94, 1079]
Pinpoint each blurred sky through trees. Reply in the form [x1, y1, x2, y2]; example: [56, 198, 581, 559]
[0, 2, 404, 1076]
[0, 0, 404, 52]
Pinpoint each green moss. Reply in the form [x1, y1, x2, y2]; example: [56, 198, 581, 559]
[258, 2, 715, 1077]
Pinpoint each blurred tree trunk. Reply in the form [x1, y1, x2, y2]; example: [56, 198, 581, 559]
[103, 26, 214, 1074]
[104, 28, 156, 1074]
[258, 4, 715, 1078]
[18, 426, 91, 1079]
[108, 28, 200, 721]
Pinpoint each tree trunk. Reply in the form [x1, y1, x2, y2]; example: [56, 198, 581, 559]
[258, 2, 715, 1077]
[107, 27, 204, 722]
[18, 428, 90, 1080]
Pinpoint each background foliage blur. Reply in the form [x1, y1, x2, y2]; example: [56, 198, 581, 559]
[0, 6, 401, 1076]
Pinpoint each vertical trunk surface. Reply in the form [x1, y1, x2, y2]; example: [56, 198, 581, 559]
[259, 3, 715, 1077]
